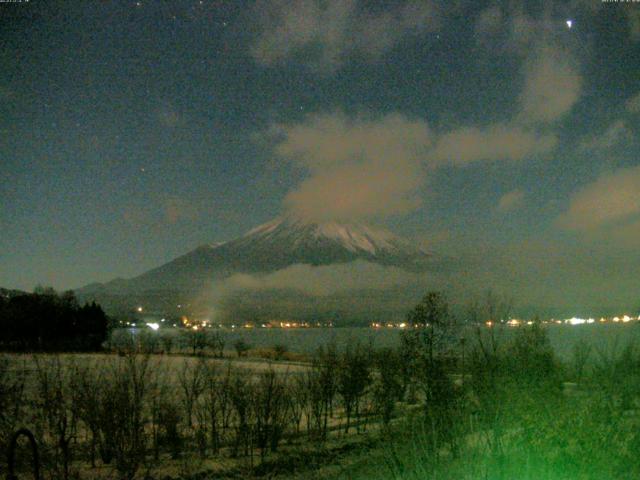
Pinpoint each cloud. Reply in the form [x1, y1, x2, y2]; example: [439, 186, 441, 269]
[271, 111, 431, 221]
[475, 5, 503, 38]
[519, 44, 582, 123]
[474, 9, 563, 57]
[556, 165, 640, 231]
[497, 189, 525, 213]
[250, 0, 439, 72]
[579, 120, 633, 152]
[627, 8, 640, 41]
[626, 91, 640, 113]
[270, 112, 557, 221]
[221, 260, 422, 296]
[430, 124, 557, 165]
[472, 7, 583, 123]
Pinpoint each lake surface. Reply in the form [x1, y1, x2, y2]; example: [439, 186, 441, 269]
[132, 323, 640, 360]
[223, 324, 640, 359]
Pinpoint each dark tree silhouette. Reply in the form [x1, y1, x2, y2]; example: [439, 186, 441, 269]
[0, 288, 109, 351]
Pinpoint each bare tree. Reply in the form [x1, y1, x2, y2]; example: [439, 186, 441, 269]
[252, 368, 290, 459]
[72, 361, 106, 467]
[178, 358, 206, 431]
[304, 368, 324, 440]
[234, 339, 250, 358]
[337, 343, 371, 434]
[316, 343, 338, 437]
[218, 363, 234, 439]
[106, 354, 152, 480]
[0, 355, 26, 460]
[287, 373, 307, 435]
[208, 331, 225, 358]
[33, 356, 77, 480]
[182, 330, 208, 356]
[372, 348, 403, 426]
[228, 369, 253, 458]
[148, 360, 171, 461]
[160, 333, 174, 354]
[202, 360, 221, 454]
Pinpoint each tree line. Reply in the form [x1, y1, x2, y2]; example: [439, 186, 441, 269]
[0, 287, 109, 351]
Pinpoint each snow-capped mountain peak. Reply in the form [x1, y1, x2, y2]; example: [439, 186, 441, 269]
[233, 216, 420, 257]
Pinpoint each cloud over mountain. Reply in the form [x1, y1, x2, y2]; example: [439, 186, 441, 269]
[221, 260, 422, 297]
[271, 112, 431, 221]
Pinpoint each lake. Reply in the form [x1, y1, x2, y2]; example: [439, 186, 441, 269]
[127, 323, 640, 360]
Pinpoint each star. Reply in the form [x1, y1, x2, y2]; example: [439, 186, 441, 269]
[566, 20, 573, 29]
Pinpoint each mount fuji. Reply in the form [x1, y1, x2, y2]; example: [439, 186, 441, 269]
[77, 217, 432, 318]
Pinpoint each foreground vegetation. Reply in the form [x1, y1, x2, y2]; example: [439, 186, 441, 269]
[2, 291, 640, 479]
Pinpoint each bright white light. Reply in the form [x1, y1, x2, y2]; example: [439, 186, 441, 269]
[566, 20, 573, 29]
[566, 317, 585, 326]
[136, 306, 143, 312]
[622, 315, 631, 323]
[147, 322, 159, 331]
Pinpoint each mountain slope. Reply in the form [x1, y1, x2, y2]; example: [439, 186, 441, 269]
[78, 216, 431, 297]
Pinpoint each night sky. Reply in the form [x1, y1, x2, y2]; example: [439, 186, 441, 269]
[1, 1, 639, 313]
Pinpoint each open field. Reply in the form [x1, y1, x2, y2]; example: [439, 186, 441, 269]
[1, 341, 406, 480]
